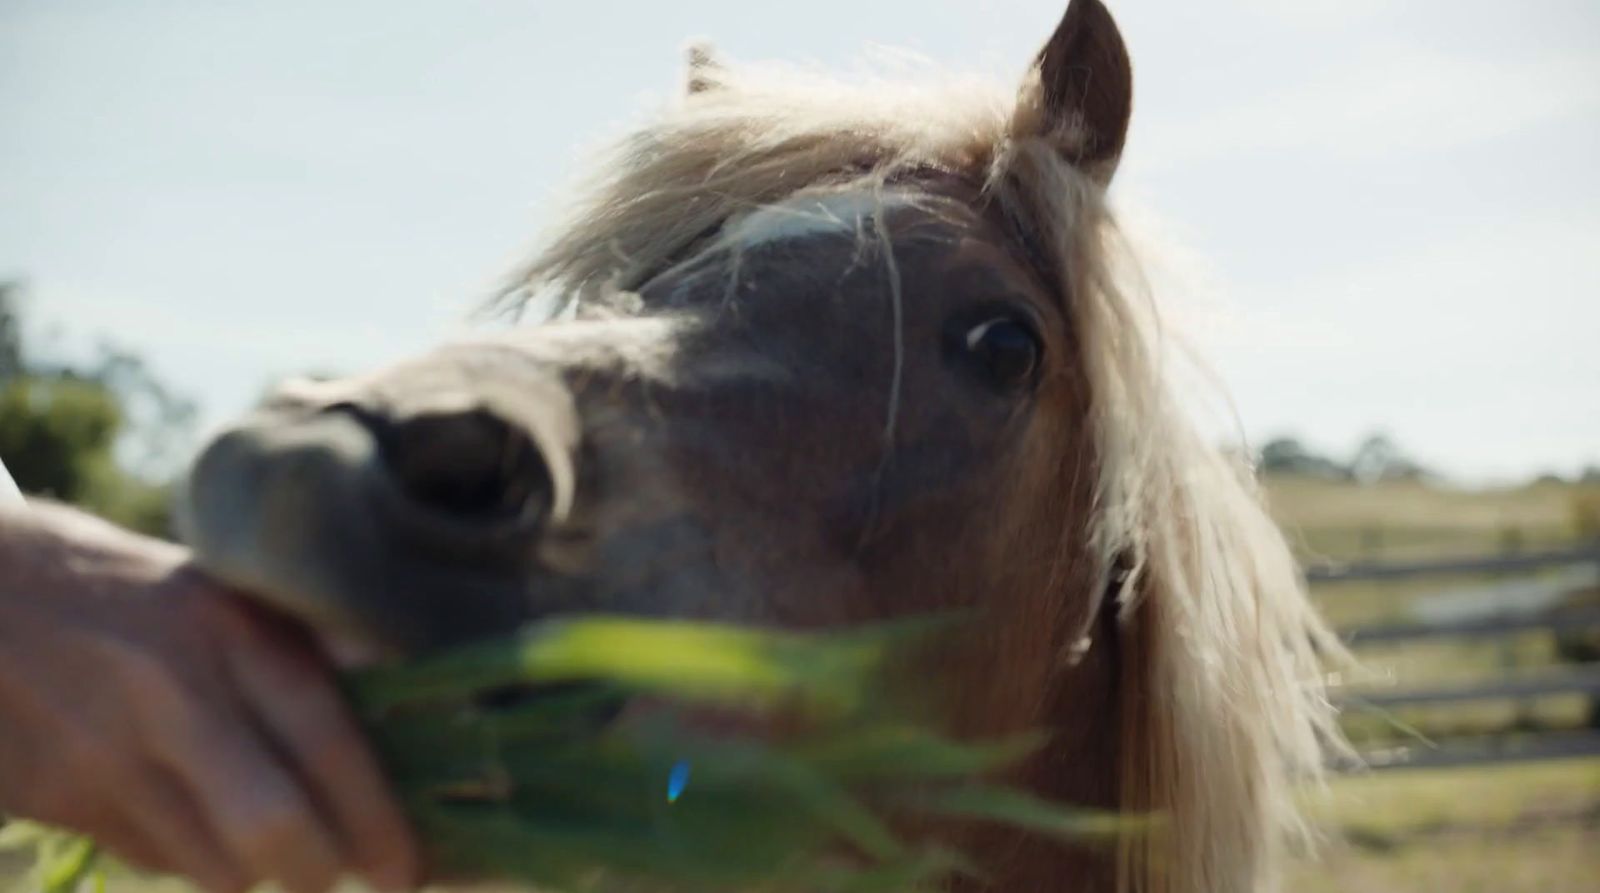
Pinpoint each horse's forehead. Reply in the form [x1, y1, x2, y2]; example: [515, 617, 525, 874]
[713, 187, 978, 254]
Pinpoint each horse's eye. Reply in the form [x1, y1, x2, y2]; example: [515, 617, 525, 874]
[962, 317, 1041, 389]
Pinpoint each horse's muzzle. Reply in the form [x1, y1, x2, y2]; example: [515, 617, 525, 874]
[178, 374, 578, 657]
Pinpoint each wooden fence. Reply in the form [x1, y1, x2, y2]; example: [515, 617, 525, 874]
[1314, 544, 1600, 771]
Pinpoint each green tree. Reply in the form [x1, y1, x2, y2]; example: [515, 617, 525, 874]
[1349, 431, 1430, 484]
[0, 376, 120, 500]
[1258, 436, 1351, 480]
[0, 281, 192, 537]
[0, 283, 21, 382]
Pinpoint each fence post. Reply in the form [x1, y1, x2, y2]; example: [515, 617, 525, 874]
[1497, 525, 1529, 731]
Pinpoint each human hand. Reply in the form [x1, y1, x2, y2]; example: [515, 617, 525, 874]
[0, 502, 419, 893]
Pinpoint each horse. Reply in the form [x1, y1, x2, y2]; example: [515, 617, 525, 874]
[177, 2, 1344, 890]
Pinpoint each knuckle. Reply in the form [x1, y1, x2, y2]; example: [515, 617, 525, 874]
[192, 591, 252, 637]
[18, 775, 114, 832]
[288, 866, 341, 893]
[192, 588, 284, 647]
[188, 863, 251, 893]
[74, 637, 221, 769]
[132, 689, 209, 759]
[18, 777, 77, 824]
[101, 638, 186, 709]
[274, 683, 335, 728]
[263, 688, 367, 776]
[230, 799, 305, 859]
[312, 745, 366, 793]
[107, 654, 223, 761]
[304, 734, 362, 786]
[55, 732, 120, 785]
[290, 705, 357, 764]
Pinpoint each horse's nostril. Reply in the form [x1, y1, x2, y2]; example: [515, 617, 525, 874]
[370, 408, 551, 524]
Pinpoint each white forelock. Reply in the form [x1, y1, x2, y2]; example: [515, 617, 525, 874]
[713, 189, 923, 252]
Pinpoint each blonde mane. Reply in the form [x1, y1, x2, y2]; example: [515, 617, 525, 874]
[501, 60, 1347, 893]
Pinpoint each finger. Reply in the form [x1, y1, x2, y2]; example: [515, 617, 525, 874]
[107, 768, 251, 893]
[228, 625, 420, 892]
[137, 678, 344, 893]
[94, 816, 170, 875]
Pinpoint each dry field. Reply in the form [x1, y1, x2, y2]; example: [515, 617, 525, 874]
[1271, 476, 1600, 892]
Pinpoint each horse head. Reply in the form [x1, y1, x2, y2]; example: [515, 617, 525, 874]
[179, 3, 1340, 889]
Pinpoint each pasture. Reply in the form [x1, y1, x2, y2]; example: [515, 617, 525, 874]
[1271, 475, 1600, 891]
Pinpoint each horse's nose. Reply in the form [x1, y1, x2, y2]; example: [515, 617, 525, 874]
[358, 404, 553, 529]
[179, 383, 578, 653]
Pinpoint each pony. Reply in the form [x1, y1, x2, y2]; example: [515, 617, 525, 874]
[179, 2, 1344, 890]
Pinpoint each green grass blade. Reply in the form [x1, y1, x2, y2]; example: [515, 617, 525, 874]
[36, 835, 98, 893]
[346, 615, 949, 714]
[899, 785, 1149, 840]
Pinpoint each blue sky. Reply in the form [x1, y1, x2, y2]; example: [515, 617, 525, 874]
[3, 0, 1597, 482]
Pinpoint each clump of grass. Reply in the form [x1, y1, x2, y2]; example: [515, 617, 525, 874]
[0, 826, 100, 893]
[7, 615, 1137, 893]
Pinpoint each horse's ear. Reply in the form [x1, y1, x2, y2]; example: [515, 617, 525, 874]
[685, 41, 726, 96]
[1027, 0, 1132, 177]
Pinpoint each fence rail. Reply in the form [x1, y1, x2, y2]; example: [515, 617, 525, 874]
[1307, 544, 1600, 584]
[1341, 607, 1600, 645]
[1337, 667, 1600, 709]
[1350, 730, 1600, 772]
[1321, 543, 1600, 772]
